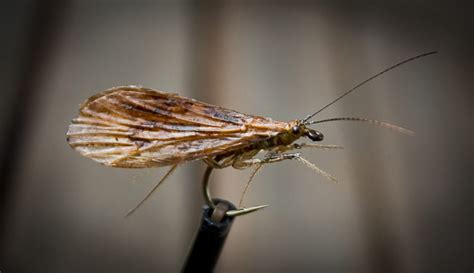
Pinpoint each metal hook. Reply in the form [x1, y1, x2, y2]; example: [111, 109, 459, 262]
[202, 166, 268, 218]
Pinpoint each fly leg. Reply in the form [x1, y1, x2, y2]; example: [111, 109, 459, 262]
[125, 164, 178, 217]
[234, 152, 300, 207]
[203, 154, 237, 169]
[232, 152, 301, 169]
[234, 151, 337, 182]
[235, 151, 338, 207]
[268, 143, 343, 154]
[291, 143, 343, 150]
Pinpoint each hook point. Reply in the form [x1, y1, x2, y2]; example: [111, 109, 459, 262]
[225, 204, 269, 217]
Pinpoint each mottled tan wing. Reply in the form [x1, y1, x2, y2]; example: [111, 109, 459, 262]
[66, 86, 288, 168]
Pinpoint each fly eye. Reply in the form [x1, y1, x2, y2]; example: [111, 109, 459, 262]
[292, 126, 301, 135]
[307, 130, 324, 141]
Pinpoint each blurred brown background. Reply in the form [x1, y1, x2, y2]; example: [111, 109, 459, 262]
[0, 1, 472, 273]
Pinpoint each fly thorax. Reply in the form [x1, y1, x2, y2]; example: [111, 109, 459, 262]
[273, 131, 298, 146]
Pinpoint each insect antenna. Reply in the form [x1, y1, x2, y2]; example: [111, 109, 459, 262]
[302, 51, 437, 123]
[307, 117, 414, 135]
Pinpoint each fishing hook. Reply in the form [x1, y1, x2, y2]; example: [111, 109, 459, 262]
[202, 166, 268, 218]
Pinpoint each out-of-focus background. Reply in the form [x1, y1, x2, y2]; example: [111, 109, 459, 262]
[0, 1, 472, 272]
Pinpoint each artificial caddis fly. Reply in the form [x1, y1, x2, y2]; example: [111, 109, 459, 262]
[66, 51, 436, 217]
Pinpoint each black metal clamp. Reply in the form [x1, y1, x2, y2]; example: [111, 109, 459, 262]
[182, 198, 236, 273]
